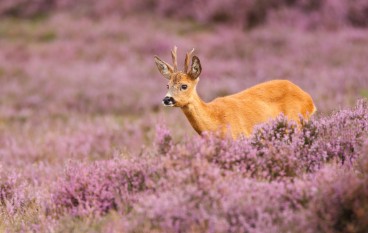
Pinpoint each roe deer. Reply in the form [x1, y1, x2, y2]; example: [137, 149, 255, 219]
[154, 47, 316, 139]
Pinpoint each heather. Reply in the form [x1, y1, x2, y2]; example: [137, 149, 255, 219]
[0, 3, 368, 233]
[1, 101, 367, 232]
[1, 0, 368, 28]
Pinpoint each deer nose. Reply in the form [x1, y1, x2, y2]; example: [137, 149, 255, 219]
[162, 96, 176, 106]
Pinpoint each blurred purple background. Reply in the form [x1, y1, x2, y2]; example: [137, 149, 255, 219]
[1, 0, 367, 119]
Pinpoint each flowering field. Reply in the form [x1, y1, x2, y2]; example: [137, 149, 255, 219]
[1, 1, 368, 232]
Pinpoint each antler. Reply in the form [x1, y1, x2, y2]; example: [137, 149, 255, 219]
[184, 48, 195, 73]
[171, 46, 178, 72]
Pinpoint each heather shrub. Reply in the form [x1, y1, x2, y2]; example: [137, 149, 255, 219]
[153, 0, 278, 29]
[1, 0, 368, 29]
[10, 99, 366, 232]
[347, 0, 368, 27]
[307, 161, 368, 233]
[154, 124, 172, 155]
[52, 158, 160, 216]
[0, 179, 13, 206]
[124, 152, 314, 233]
[128, 161, 227, 232]
[0, 173, 33, 227]
[161, 100, 367, 181]
[124, 113, 368, 232]
[0, 0, 53, 17]
[355, 139, 368, 174]
[313, 99, 368, 165]
[251, 115, 297, 148]
[254, 100, 368, 174]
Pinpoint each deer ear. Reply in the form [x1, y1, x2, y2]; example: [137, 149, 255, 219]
[188, 56, 202, 79]
[154, 56, 173, 80]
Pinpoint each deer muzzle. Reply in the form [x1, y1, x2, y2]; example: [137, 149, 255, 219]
[162, 96, 176, 106]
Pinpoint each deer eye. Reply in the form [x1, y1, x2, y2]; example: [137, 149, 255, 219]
[166, 85, 169, 89]
[181, 84, 188, 90]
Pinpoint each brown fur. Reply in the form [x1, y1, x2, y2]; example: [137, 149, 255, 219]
[154, 48, 316, 139]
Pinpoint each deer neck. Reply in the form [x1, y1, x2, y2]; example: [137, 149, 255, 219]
[181, 91, 217, 135]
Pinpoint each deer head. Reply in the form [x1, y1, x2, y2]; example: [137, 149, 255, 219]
[154, 46, 202, 107]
